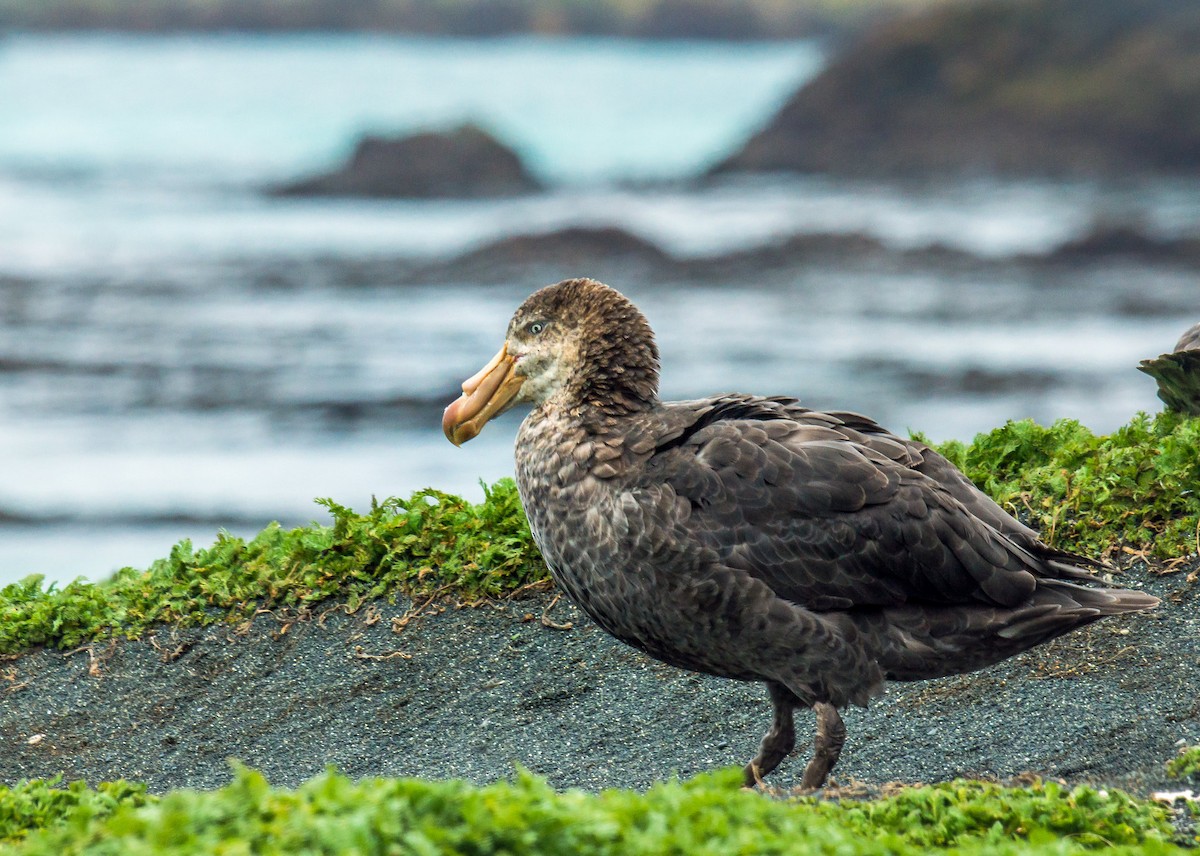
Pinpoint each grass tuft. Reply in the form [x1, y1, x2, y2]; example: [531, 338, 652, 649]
[930, 412, 1200, 559]
[0, 777, 150, 846]
[0, 480, 546, 655]
[0, 766, 1180, 855]
[809, 778, 1175, 849]
[1166, 745, 1200, 781]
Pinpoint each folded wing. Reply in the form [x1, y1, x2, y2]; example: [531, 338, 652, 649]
[640, 396, 1075, 613]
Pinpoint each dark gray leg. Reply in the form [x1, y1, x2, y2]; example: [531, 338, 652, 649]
[743, 682, 799, 786]
[799, 702, 846, 791]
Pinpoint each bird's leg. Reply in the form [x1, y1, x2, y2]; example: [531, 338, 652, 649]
[743, 682, 799, 787]
[799, 702, 846, 791]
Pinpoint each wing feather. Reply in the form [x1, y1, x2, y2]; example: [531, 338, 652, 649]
[638, 397, 1044, 611]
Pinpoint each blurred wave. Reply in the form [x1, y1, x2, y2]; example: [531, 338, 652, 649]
[0, 34, 1196, 585]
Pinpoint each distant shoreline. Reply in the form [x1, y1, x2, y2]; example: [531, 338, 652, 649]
[0, 0, 914, 41]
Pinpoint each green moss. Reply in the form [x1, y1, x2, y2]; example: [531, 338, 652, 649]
[0, 777, 151, 846]
[0, 766, 1180, 855]
[2, 413, 1196, 656]
[808, 778, 1175, 849]
[0, 480, 547, 655]
[930, 412, 1200, 559]
[1166, 745, 1200, 781]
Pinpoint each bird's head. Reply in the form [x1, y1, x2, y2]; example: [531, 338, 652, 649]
[442, 278, 659, 446]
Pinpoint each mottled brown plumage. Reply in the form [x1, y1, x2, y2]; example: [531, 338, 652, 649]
[1139, 321, 1200, 415]
[443, 278, 1159, 789]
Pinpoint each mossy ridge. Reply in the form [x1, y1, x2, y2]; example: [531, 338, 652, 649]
[931, 411, 1200, 560]
[0, 481, 547, 655]
[0, 777, 150, 847]
[1, 765, 1180, 854]
[1166, 745, 1200, 781]
[2, 412, 1196, 656]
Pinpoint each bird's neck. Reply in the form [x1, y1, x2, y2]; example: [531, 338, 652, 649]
[570, 347, 659, 419]
[568, 357, 662, 420]
[574, 380, 658, 420]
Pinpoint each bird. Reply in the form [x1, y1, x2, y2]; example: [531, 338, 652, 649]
[1138, 322, 1200, 415]
[442, 277, 1160, 789]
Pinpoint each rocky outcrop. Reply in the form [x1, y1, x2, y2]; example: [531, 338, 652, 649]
[713, 0, 1200, 178]
[413, 221, 1200, 288]
[418, 226, 678, 285]
[1048, 225, 1200, 266]
[272, 124, 541, 199]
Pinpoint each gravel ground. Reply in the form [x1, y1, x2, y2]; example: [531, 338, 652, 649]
[0, 558, 1196, 802]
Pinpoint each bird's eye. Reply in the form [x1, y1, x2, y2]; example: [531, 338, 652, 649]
[527, 321, 545, 335]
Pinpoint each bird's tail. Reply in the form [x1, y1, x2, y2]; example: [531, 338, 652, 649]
[993, 579, 1158, 641]
[863, 580, 1158, 683]
[1138, 350, 1200, 414]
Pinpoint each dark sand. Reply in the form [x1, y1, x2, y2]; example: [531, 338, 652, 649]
[0, 557, 1195, 804]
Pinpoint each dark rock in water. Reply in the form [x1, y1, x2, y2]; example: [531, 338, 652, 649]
[711, 231, 892, 270]
[1138, 322, 1200, 415]
[712, 0, 1200, 178]
[417, 219, 1200, 293]
[422, 226, 934, 286]
[455, 226, 670, 267]
[271, 124, 541, 199]
[1050, 225, 1200, 266]
[422, 226, 675, 283]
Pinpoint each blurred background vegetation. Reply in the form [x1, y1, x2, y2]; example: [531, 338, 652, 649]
[1, 0, 1197, 583]
[0, 0, 945, 38]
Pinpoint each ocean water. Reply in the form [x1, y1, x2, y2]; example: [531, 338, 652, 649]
[0, 34, 1196, 586]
